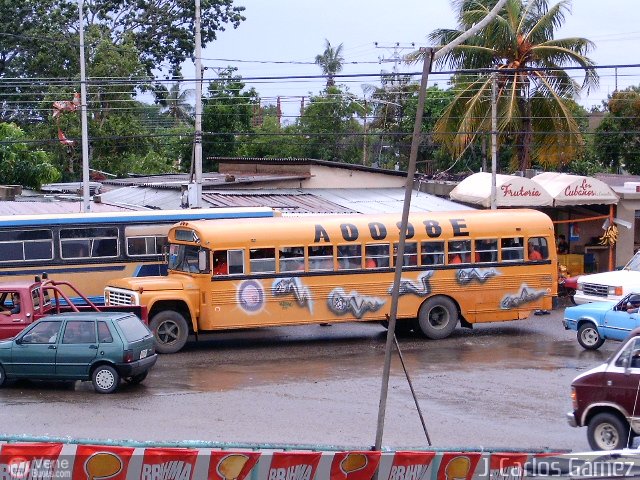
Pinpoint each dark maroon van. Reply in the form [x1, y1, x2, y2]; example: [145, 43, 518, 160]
[568, 327, 640, 450]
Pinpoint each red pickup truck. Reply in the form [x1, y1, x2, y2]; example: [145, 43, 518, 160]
[0, 275, 147, 340]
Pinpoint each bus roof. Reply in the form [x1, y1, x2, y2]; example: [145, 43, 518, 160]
[0, 207, 276, 228]
[170, 209, 554, 248]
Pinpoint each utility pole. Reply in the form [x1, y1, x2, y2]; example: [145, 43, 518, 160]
[190, 0, 203, 208]
[490, 74, 498, 210]
[77, 0, 91, 213]
[362, 99, 367, 165]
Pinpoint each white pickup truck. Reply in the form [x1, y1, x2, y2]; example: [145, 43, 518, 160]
[574, 251, 640, 304]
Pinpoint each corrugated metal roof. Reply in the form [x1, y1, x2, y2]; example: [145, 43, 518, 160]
[101, 172, 307, 190]
[0, 201, 142, 216]
[202, 192, 355, 214]
[96, 186, 473, 215]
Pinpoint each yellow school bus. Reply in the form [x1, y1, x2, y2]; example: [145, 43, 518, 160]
[105, 209, 557, 353]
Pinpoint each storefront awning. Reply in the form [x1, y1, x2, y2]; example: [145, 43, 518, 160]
[449, 172, 553, 207]
[530, 172, 619, 206]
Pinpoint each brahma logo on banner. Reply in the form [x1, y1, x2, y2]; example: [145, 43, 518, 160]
[383, 451, 436, 480]
[72, 445, 135, 480]
[0, 443, 63, 480]
[267, 452, 321, 480]
[208, 452, 261, 480]
[140, 448, 198, 480]
[329, 451, 380, 480]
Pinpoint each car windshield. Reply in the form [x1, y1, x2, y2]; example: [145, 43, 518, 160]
[117, 315, 151, 342]
[624, 251, 640, 271]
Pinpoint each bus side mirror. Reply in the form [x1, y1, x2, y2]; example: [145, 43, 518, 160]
[198, 250, 207, 272]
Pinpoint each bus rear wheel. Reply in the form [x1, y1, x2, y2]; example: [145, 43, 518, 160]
[150, 311, 189, 354]
[417, 296, 458, 340]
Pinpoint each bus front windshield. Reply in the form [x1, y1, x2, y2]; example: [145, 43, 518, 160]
[168, 244, 209, 274]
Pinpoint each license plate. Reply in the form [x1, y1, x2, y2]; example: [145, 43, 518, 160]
[140, 349, 148, 359]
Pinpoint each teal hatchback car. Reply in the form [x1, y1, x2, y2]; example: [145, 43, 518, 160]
[0, 312, 157, 393]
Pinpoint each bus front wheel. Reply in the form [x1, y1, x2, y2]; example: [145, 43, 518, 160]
[150, 311, 189, 354]
[417, 297, 458, 340]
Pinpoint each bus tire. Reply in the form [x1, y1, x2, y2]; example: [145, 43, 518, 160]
[417, 296, 458, 340]
[577, 323, 604, 350]
[150, 310, 189, 354]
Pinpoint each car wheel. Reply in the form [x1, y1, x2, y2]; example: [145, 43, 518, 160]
[417, 296, 458, 340]
[0, 364, 5, 387]
[92, 365, 120, 394]
[150, 310, 189, 354]
[578, 323, 605, 350]
[124, 371, 148, 385]
[587, 412, 630, 450]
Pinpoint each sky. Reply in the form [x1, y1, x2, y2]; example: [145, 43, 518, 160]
[185, 0, 640, 119]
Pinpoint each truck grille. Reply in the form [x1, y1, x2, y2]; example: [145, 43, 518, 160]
[106, 289, 135, 305]
[581, 283, 609, 298]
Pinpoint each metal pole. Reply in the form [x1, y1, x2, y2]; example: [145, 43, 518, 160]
[362, 100, 367, 165]
[374, 47, 433, 451]
[192, 0, 203, 208]
[77, 0, 91, 213]
[490, 74, 498, 210]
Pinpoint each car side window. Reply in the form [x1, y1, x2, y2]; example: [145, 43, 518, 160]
[62, 321, 97, 344]
[615, 339, 639, 368]
[98, 321, 114, 343]
[21, 321, 61, 344]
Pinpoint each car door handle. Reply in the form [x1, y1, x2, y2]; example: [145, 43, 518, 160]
[607, 380, 613, 386]
[90, 344, 98, 349]
[11, 319, 22, 322]
[48, 345, 56, 350]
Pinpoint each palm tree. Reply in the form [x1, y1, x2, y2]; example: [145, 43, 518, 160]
[157, 82, 195, 125]
[417, 0, 598, 172]
[315, 39, 345, 88]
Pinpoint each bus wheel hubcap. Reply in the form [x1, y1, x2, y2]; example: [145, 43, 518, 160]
[157, 321, 179, 343]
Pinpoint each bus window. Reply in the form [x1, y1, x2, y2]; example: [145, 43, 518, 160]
[0, 230, 53, 262]
[475, 239, 498, 263]
[127, 236, 167, 256]
[228, 249, 245, 275]
[309, 245, 334, 271]
[448, 240, 471, 264]
[528, 237, 549, 260]
[213, 251, 228, 276]
[501, 237, 524, 262]
[61, 227, 118, 259]
[250, 248, 276, 273]
[337, 245, 361, 270]
[279, 247, 305, 272]
[420, 241, 444, 266]
[393, 242, 418, 267]
[366, 244, 390, 268]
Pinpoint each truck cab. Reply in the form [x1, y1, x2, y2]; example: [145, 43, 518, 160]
[568, 327, 640, 450]
[575, 251, 640, 305]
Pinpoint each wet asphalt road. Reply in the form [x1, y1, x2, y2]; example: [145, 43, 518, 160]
[0, 303, 617, 452]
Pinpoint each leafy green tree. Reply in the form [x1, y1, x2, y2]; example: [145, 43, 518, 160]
[155, 81, 195, 126]
[315, 40, 345, 88]
[201, 68, 260, 169]
[419, 0, 598, 172]
[0, 0, 245, 78]
[297, 86, 362, 163]
[0, 123, 60, 188]
[594, 87, 640, 174]
[237, 106, 304, 159]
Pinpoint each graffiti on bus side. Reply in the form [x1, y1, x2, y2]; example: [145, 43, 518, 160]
[456, 267, 500, 285]
[500, 284, 546, 310]
[328, 287, 385, 318]
[388, 271, 434, 297]
[271, 277, 314, 314]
